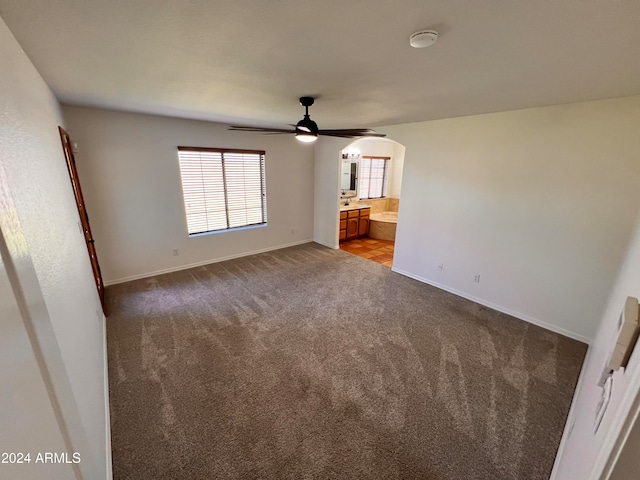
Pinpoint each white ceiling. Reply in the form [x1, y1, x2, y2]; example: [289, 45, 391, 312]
[1, 0, 639, 129]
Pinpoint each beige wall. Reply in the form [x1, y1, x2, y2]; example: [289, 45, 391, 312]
[383, 96, 640, 342]
[351, 198, 399, 214]
[62, 106, 315, 284]
[0, 16, 109, 479]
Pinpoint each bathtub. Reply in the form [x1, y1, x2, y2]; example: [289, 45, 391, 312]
[369, 211, 398, 241]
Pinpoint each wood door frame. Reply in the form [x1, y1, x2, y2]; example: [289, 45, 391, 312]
[58, 127, 105, 312]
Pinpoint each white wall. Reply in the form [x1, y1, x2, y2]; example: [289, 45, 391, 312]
[0, 16, 109, 479]
[0, 249, 76, 480]
[382, 96, 640, 342]
[552, 206, 640, 479]
[61, 106, 315, 284]
[389, 142, 406, 199]
[314, 136, 346, 248]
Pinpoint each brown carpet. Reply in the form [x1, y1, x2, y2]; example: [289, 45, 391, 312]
[106, 242, 586, 480]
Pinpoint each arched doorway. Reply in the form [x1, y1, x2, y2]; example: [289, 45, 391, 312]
[338, 138, 405, 267]
[311, 135, 406, 267]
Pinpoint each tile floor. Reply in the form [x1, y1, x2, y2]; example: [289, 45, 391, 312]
[339, 238, 395, 267]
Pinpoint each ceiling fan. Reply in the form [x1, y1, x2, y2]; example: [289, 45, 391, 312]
[229, 97, 386, 143]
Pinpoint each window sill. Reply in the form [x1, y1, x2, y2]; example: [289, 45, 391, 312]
[189, 223, 268, 238]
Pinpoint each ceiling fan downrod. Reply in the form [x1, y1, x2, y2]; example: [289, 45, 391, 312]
[295, 97, 319, 142]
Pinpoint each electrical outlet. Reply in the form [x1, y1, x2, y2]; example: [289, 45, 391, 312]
[474, 275, 481, 283]
[438, 263, 444, 270]
[173, 249, 179, 256]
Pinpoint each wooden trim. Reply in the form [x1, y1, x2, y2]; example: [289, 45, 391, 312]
[177, 146, 266, 155]
[361, 156, 391, 160]
[58, 126, 105, 313]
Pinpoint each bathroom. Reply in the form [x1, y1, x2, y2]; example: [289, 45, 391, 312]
[338, 137, 405, 266]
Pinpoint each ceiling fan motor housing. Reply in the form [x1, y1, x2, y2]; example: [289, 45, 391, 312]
[299, 96, 315, 107]
[296, 116, 318, 134]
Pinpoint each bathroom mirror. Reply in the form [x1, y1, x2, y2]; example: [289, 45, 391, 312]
[341, 160, 358, 195]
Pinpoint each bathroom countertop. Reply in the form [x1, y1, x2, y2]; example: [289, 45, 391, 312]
[339, 204, 370, 212]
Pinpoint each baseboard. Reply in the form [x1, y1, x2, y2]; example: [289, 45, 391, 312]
[102, 314, 113, 480]
[391, 267, 591, 344]
[549, 344, 593, 480]
[313, 238, 339, 250]
[104, 239, 313, 286]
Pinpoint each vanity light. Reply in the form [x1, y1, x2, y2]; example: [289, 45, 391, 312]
[342, 147, 361, 159]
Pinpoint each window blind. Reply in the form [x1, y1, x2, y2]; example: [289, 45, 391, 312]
[359, 156, 390, 199]
[177, 147, 267, 235]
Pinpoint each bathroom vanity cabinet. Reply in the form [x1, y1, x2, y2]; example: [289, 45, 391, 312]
[339, 207, 370, 241]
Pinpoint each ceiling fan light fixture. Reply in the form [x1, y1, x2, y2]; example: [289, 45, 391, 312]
[295, 133, 318, 143]
[295, 113, 318, 142]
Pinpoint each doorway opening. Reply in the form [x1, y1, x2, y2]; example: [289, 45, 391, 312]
[337, 137, 405, 268]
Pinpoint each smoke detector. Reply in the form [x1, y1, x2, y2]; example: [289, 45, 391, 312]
[409, 30, 438, 48]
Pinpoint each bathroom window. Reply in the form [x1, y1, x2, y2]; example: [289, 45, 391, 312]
[359, 156, 390, 199]
[177, 147, 267, 235]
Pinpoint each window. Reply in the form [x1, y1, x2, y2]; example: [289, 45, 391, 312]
[177, 147, 267, 235]
[358, 156, 390, 199]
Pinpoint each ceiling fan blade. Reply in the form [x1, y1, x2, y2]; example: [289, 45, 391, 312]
[319, 132, 377, 138]
[352, 132, 387, 138]
[229, 126, 296, 133]
[319, 129, 386, 138]
[318, 128, 380, 134]
[320, 133, 362, 138]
